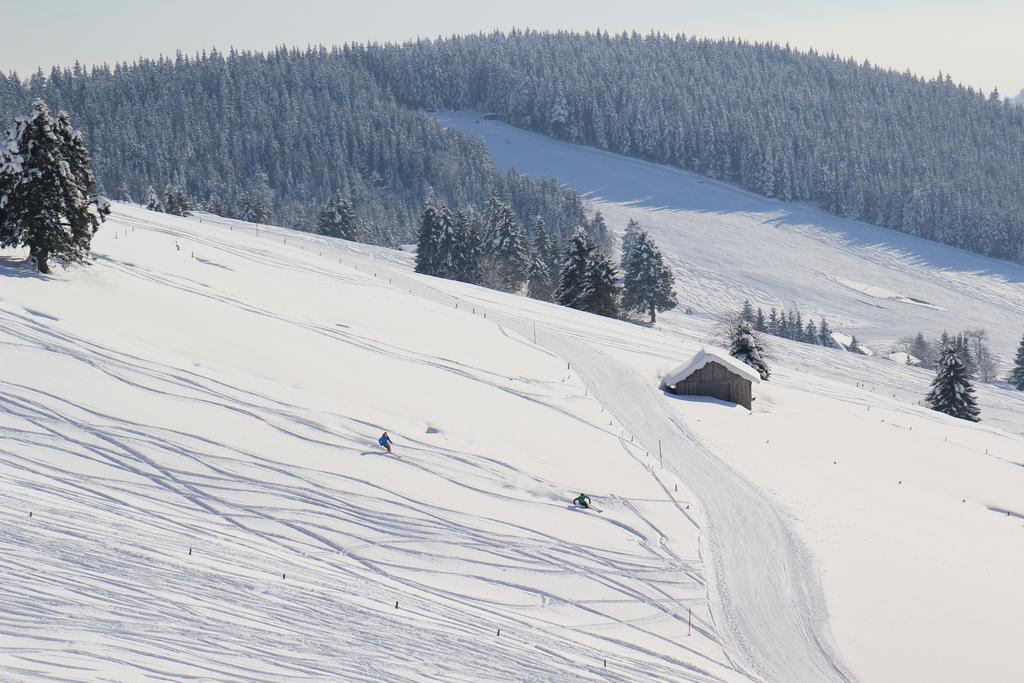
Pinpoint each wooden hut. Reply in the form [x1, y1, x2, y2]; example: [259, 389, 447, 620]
[661, 349, 761, 409]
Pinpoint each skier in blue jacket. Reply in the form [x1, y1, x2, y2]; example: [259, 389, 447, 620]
[378, 432, 393, 453]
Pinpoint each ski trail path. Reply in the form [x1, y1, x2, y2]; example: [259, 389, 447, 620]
[393, 274, 854, 682]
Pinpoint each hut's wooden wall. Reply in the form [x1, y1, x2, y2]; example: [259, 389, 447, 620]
[668, 361, 753, 409]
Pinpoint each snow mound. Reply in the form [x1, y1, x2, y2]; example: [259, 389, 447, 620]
[888, 351, 922, 365]
[831, 331, 875, 356]
[829, 276, 943, 310]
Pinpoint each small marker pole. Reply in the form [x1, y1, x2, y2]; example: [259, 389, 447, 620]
[395, 601, 399, 609]
[533, 322, 537, 344]
[659, 440, 663, 468]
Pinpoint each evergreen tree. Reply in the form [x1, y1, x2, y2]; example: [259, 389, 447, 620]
[557, 226, 595, 309]
[588, 210, 612, 254]
[527, 217, 557, 301]
[0, 100, 108, 273]
[145, 185, 164, 212]
[429, 202, 461, 279]
[163, 184, 191, 216]
[729, 319, 771, 380]
[767, 307, 779, 335]
[317, 190, 362, 241]
[818, 318, 833, 346]
[483, 193, 529, 291]
[805, 319, 818, 345]
[239, 172, 273, 224]
[926, 343, 981, 422]
[452, 207, 484, 284]
[579, 251, 620, 317]
[414, 200, 444, 276]
[1010, 334, 1024, 391]
[754, 307, 767, 332]
[622, 229, 676, 322]
[740, 299, 756, 323]
[951, 332, 978, 379]
[620, 218, 642, 271]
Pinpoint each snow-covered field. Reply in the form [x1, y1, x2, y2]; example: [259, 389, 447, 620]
[2, 203, 1023, 682]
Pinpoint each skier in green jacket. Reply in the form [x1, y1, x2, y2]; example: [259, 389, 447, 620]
[573, 493, 591, 509]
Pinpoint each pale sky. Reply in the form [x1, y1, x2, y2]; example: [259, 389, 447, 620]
[1, 0, 1021, 97]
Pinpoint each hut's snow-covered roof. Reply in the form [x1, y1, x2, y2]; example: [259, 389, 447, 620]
[662, 348, 762, 387]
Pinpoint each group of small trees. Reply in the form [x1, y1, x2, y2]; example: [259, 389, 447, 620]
[0, 100, 108, 273]
[741, 300, 835, 348]
[145, 184, 192, 216]
[416, 194, 677, 322]
[902, 329, 1001, 382]
[317, 190, 364, 241]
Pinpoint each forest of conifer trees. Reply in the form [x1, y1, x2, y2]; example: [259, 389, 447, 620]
[3, 32, 1022, 262]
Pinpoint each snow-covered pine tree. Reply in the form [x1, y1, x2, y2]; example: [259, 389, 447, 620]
[527, 250, 554, 301]
[777, 310, 789, 338]
[0, 100, 108, 273]
[163, 184, 191, 216]
[239, 172, 273, 224]
[754, 308, 767, 332]
[482, 194, 529, 291]
[527, 217, 557, 301]
[556, 226, 595, 309]
[951, 332, 978, 379]
[818, 318, 833, 346]
[588, 210, 612, 254]
[317, 190, 362, 241]
[452, 207, 483, 285]
[622, 229, 676, 322]
[414, 200, 444, 276]
[926, 343, 981, 422]
[740, 299, 756, 323]
[620, 218, 642, 271]
[579, 251, 620, 317]
[805, 319, 818, 344]
[1010, 334, 1024, 391]
[430, 202, 460, 279]
[729, 319, 771, 380]
[768, 307, 779, 335]
[145, 185, 164, 212]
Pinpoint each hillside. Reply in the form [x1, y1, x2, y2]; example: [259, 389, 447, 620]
[1, 205, 1022, 681]
[4, 34, 1023, 262]
[0, 49, 586, 246]
[441, 111, 1024, 369]
[359, 32, 1024, 264]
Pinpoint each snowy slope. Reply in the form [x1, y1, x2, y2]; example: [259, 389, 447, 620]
[438, 112, 1024, 363]
[2, 205, 1023, 682]
[0, 206, 747, 681]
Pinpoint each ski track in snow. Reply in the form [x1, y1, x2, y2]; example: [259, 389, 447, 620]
[383, 271, 853, 682]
